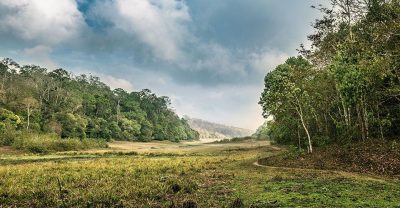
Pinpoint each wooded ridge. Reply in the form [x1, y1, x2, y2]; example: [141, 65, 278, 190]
[0, 58, 199, 143]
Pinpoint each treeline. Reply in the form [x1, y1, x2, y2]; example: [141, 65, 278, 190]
[259, 0, 399, 152]
[0, 59, 199, 143]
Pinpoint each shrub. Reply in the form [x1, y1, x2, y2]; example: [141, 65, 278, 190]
[0, 108, 21, 130]
[11, 133, 107, 153]
[212, 136, 253, 144]
[230, 198, 244, 208]
[282, 145, 306, 159]
[54, 113, 87, 139]
[313, 135, 331, 147]
[0, 128, 18, 146]
[0, 109, 21, 146]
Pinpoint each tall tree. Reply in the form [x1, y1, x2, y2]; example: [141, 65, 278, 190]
[22, 97, 38, 130]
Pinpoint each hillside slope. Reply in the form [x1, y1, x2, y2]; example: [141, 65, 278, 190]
[184, 117, 253, 139]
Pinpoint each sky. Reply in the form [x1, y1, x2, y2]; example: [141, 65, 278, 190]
[0, 0, 326, 130]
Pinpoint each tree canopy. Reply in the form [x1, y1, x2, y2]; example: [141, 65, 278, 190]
[259, 0, 400, 152]
[0, 59, 199, 142]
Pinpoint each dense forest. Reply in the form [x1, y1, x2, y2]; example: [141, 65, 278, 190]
[0, 58, 199, 144]
[259, 0, 399, 153]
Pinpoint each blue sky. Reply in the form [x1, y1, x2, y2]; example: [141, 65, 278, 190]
[0, 0, 326, 130]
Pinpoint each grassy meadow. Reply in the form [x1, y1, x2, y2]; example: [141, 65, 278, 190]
[0, 140, 399, 207]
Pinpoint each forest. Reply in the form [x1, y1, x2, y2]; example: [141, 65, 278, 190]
[259, 0, 400, 153]
[0, 58, 199, 149]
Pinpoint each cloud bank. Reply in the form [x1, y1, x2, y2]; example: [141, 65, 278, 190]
[0, 0, 325, 129]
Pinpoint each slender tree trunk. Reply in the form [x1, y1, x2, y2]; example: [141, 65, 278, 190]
[339, 92, 351, 126]
[116, 99, 120, 124]
[312, 110, 322, 133]
[345, 0, 354, 41]
[26, 104, 30, 130]
[324, 113, 329, 137]
[300, 111, 312, 153]
[296, 104, 312, 154]
[356, 104, 362, 141]
[1, 73, 6, 91]
[348, 107, 351, 125]
[348, 13, 353, 41]
[297, 123, 301, 151]
[376, 103, 384, 139]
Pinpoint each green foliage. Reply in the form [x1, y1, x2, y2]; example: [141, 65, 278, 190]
[119, 118, 141, 140]
[0, 129, 18, 146]
[212, 136, 253, 144]
[0, 108, 21, 131]
[54, 113, 87, 139]
[260, 57, 315, 151]
[265, 119, 298, 145]
[259, 0, 400, 148]
[11, 133, 107, 153]
[0, 59, 199, 143]
[252, 121, 269, 140]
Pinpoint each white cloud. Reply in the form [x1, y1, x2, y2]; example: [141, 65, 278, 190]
[99, 74, 135, 92]
[91, 0, 191, 61]
[250, 50, 289, 73]
[194, 43, 247, 76]
[0, 0, 85, 44]
[69, 67, 136, 92]
[23, 45, 57, 69]
[0, 0, 305, 131]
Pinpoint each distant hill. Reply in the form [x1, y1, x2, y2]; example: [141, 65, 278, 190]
[184, 116, 253, 139]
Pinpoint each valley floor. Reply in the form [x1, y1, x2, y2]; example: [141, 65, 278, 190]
[0, 140, 399, 207]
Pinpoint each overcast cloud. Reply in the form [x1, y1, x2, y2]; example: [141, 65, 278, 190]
[0, 0, 326, 130]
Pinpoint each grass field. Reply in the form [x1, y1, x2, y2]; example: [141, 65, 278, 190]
[0, 140, 399, 207]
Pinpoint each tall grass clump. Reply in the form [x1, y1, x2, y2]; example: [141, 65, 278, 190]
[9, 132, 108, 153]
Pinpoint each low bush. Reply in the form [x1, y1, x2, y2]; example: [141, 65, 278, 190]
[0, 129, 18, 146]
[212, 136, 253, 144]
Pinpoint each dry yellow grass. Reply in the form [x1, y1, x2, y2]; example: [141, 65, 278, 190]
[0, 146, 24, 155]
[84, 139, 272, 154]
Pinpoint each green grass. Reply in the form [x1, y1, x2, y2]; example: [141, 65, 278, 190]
[233, 166, 400, 207]
[0, 144, 399, 207]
